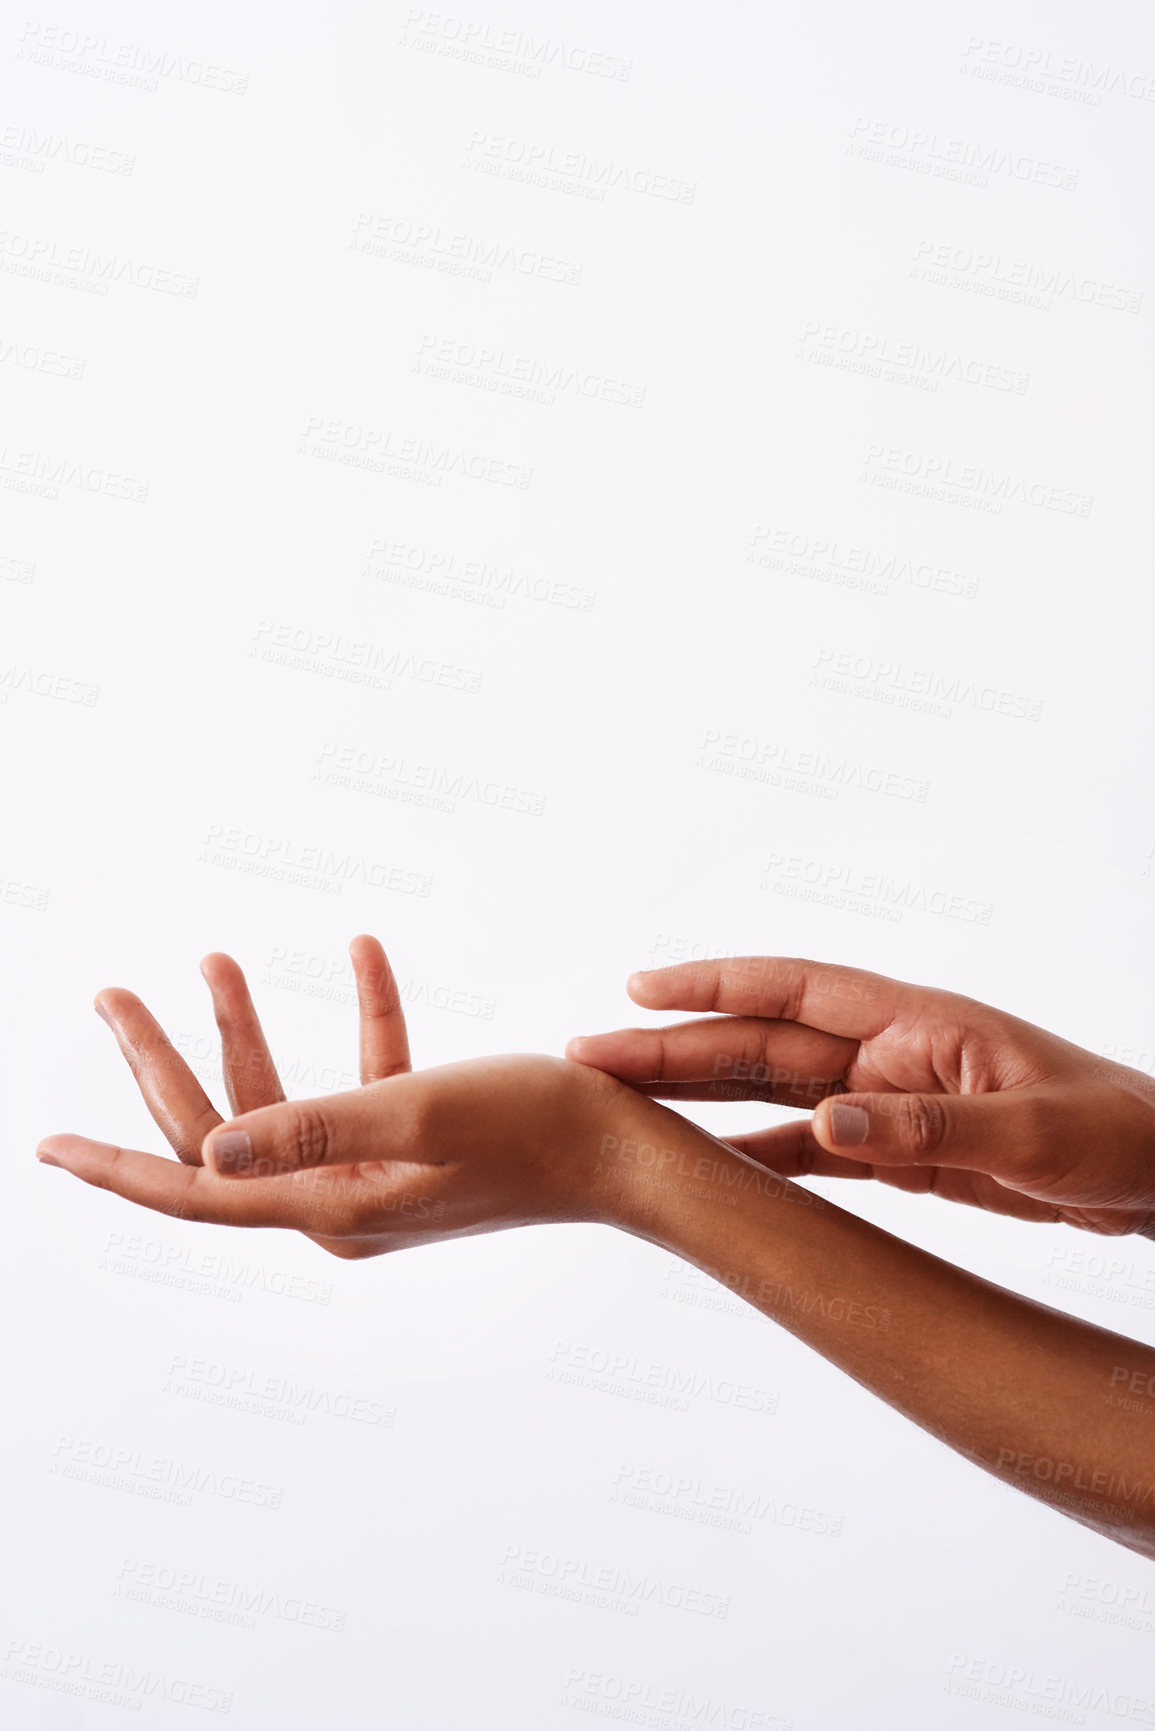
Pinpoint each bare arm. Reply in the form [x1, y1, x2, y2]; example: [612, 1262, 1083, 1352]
[39, 940, 1155, 1557]
[599, 1100, 1155, 1559]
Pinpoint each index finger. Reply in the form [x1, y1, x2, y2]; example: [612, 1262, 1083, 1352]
[95, 988, 223, 1165]
[625, 957, 917, 1040]
[566, 1016, 853, 1104]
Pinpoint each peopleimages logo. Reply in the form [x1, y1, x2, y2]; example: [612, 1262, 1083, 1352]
[50, 1435, 283, 1509]
[463, 130, 696, 203]
[199, 823, 433, 898]
[747, 525, 978, 600]
[415, 333, 646, 408]
[0, 335, 86, 379]
[315, 742, 546, 816]
[959, 36, 1155, 103]
[0, 1640, 233, 1714]
[612, 1462, 845, 1538]
[911, 239, 1142, 314]
[696, 729, 930, 803]
[101, 1230, 334, 1306]
[0, 443, 148, 503]
[944, 1654, 1155, 1723]
[796, 320, 1028, 394]
[861, 443, 1092, 516]
[300, 414, 532, 488]
[363, 536, 596, 611]
[811, 648, 1043, 721]
[761, 852, 993, 926]
[560, 1667, 792, 1729]
[547, 1340, 780, 1416]
[847, 116, 1079, 189]
[0, 228, 198, 295]
[15, 23, 249, 94]
[351, 211, 582, 286]
[114, 1557, 347, 1633]
[0, 122, 134, 174]
[498, 1543, 730, 1619]
[399, 9, 632, 80]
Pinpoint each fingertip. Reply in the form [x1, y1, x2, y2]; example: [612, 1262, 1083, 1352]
[36, 1132, 95, 1172]
[93, 987, 133, 1023]
[628, 966, 680, 1006]
[349, 933, 385, 962]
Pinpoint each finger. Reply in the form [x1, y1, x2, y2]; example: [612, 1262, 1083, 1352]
[200, 952, 286, 1117]
[94, 989, 222, 1165]
[724, 1120, 877, 1179]
[202, 1077, 428, 1179]
[610, 1080, 848, 1113]
[812, 1086, 1075, 1197]
[625, 957, 934, 1041]
[813, 1089, 1020, 1170]
[350, 935, 411, 1084]
[725, 1123, 1065, 1222]
[813, 1084, 1155, 1217]
[36, 1135, 301, 1227]
[566, 1017, 852, 1108]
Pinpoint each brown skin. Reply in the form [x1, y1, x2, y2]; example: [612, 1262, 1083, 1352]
[567, 956, 1155, 1237]
[37, 941, 1155, 1558]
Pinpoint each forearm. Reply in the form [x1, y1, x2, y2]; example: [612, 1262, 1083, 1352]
[599, 1093, 1155, 1557]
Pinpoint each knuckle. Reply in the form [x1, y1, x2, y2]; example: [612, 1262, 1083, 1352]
[286, 1104, 332, 1169]
[897, 1093, 947, 1158]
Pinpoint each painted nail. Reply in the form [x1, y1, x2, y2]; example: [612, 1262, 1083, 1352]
[210, 1130, 253, 1175]
[829, 1103, 871, 1146]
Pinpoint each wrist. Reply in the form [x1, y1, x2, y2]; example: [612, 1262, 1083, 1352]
[577, 1086, 820, 1250]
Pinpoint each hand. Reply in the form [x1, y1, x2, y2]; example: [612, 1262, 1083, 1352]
[566, 956, 1155, 1237]
[37, 937, 630, 1258]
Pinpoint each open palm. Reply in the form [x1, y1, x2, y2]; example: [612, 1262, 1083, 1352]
[38, 938, 613, 1257]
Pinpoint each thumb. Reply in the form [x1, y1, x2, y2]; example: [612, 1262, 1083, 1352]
[202, 1084, 399, 1178]
[812, 1088, 1047, 1181]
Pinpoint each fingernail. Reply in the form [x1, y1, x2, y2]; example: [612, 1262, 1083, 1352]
[36, 1149, 61, 1168]
[210, 1130, 253, 1175]
[829, 1103, 870, 1146]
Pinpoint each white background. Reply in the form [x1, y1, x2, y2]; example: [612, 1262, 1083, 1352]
[2, 0, 1155, 1724]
